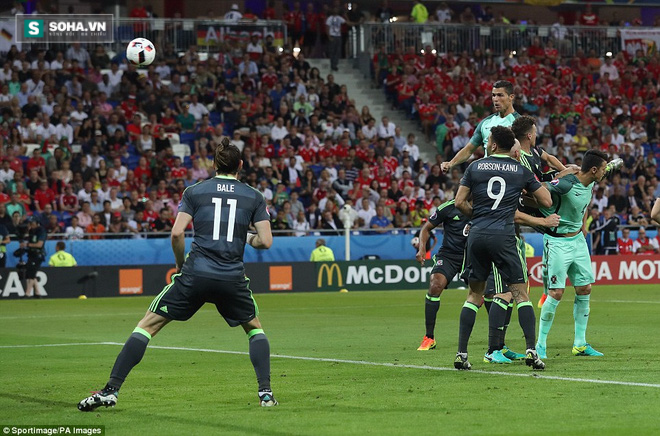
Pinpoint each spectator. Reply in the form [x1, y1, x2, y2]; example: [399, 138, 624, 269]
[293, 211, 311, 237]
[377, 116, 396, 140]
[86, 213, 105, 240]
[410, 0, 429, 23]
[320, 209, 342, 235]
[633, 227, 658, 255]
[370, 205, 394, 233]
[65, 216, 85, 240]
[326, 7, 347, 72]
[224, 3, 242, 22]
[618, 227, 634, 254]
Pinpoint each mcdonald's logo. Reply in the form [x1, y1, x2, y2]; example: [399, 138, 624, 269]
[317, 263, 343, 288]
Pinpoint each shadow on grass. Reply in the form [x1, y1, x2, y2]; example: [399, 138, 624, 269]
[0, 392, 296, 436]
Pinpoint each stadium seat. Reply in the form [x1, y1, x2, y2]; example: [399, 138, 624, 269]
[180, 133, 195, 144]
[172, 144, 190, 161]
[116, 25, 134, 42]
[166, 133, 180, 144]
[172, 143, 191, 160]
[24, 143, 41, 155]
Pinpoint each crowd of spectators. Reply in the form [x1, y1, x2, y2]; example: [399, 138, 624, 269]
[0, 1, 659, 256]
[373, 7, 660, 253]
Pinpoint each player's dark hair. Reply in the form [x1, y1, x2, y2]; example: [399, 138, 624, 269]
[490, 126, 516, 151]
[511, 115, 536, 140]
[214, 136, 242, 175]
[56, 241, 65, 251]
[581, 149, 608, 173]
[493, 80, 514, 95]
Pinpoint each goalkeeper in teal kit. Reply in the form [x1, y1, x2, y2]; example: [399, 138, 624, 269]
[535, 149, 617, 358]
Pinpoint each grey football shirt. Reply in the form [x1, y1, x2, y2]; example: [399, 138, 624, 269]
[178, 175, 270, 280]
[460, 154, 541, 235]
[428, 199, 469, 254]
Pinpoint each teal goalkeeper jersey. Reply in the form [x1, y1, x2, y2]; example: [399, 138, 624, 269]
[470, 111, 520, 155]
[540, 174, 594, 234]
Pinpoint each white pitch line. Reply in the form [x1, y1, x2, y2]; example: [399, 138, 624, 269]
[0, 312, 144, 320]
[0, 342, 119, 348]
[594, 300, 660, 304]
[2, 342, 660, 389]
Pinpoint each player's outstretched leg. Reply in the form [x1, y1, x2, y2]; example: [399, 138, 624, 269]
[78, 326, 153, 411]
[571, 288, 603, 357]
[245, 324, 278, 407]
[78, 310, 169, 412]
[418, 272, 447, 350]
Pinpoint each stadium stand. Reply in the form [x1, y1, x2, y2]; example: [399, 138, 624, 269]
[0, 1, 656, 255]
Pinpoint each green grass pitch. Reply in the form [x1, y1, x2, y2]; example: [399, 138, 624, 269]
[1, 285, 659, 435]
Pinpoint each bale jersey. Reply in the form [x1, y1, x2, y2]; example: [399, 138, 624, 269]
[428, 199, 469, 254]
[460, 154, 542, 235]
[470, 111, 520, 155]
[178, 175, 270, 280]
[539, 174, 594, 235]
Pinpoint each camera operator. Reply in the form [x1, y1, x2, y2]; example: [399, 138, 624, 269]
[20, 216, 46, 298]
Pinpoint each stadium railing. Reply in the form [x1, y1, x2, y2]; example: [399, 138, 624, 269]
[352, 22, 645, 77]
[0, 17, 287, 56]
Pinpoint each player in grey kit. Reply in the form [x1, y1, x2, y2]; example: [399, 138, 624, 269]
[78, 139, 278, 411]
[415, 199, 470, 351]
[454, 126, 552, 370]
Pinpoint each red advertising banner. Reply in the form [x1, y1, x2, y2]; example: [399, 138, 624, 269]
[526, 254, 660, 287]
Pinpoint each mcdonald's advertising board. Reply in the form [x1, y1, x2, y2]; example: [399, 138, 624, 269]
[315, 260, 465, 292]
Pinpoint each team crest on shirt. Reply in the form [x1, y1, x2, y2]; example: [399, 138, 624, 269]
[430, 211, 437, 221]
[551, 275, 557, 284]
[550, 179, 559, 186]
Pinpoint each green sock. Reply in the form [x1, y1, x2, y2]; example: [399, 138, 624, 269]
[537, 296, 560, 348]
[573, 295, 590, 347]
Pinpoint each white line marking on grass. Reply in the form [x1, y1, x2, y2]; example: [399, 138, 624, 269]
[2, 342, 660, 389]
[0, 342, 119, 348]
[594, 300, 660, 304]
[0, 312, 144, 320]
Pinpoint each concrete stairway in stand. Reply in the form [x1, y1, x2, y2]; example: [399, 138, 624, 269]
[306, 58, 438, 163]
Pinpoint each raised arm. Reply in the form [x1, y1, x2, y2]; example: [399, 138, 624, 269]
[441, 141, 478, 173]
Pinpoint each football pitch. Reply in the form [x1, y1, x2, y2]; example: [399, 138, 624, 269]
[1, 285, 659, 435]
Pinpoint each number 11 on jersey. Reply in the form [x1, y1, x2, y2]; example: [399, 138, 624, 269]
[212, 197, 237, 242]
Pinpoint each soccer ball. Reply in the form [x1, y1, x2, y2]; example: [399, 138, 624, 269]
[411, 237, 420, 248]
[126, 38, 156, 66]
